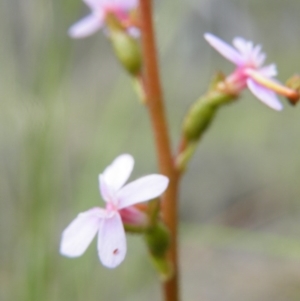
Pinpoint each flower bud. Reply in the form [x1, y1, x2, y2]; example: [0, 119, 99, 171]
[183, 91, 235, 141]
[145, 222, 170, 258]
[106, 14, 142, 76]
[144, 222, 173, 281]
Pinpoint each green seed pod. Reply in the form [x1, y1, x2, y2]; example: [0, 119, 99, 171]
[109, 29, 142, 75]
[183, 100, 216, 141]
[144, 222, 170, 258]
[144, 222, 173, 281]
[148, 253, 173, 282]
[183, 91, 235, 142]
[106, 14, 142, 76]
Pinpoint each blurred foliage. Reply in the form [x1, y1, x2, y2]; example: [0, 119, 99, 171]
[1, 0, 300, 300]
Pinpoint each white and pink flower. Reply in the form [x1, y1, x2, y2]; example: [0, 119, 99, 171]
[69, 0, 138, 38]
[60, 154, 169, 268]
[204, 33, 298, 110]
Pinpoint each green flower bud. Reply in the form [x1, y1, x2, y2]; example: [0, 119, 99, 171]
[144, 222, 173, 281]
[110, 30, 142, 75]
[145, 222, 170, 258]
[183, 91, 235, 142]
[106, 14, 142, 76]
[148, 254, 173, 282]
[183, 100, 216, 141]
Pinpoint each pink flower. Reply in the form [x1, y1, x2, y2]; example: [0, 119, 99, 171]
[60, 154, 169, 268]
[69, 0, 138, 38]
[204, 33, 298, 111]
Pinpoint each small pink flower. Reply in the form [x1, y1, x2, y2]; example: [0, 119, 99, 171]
[60, 154, 169, 268]
[69, 0, 138, 38]
[204, 33, 298, 111]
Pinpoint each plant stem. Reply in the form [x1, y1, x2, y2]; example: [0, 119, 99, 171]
[139, 1, 180, 301]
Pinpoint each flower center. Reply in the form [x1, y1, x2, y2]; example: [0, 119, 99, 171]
[106, 201, 118, 212]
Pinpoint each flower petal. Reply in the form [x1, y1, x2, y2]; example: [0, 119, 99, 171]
[83, 0, 101, 9]
[85, 0, 137, 10]
[233, 37, 248, 54]
[68, 14, 103, 38]
[204, 33, 243, 65]
[259, 64, 277, 77]
[101, 154, 134, 191]
[99, 174, 118, 204]
[234, 37, 267, 67]
[114, 0, 138, 10]
[117, 175, 169, 209]
[247, 79, 283, 111]
[97, 212, 126, 268]
[251, 44, 266, 67]
[60, 208, 105, 257]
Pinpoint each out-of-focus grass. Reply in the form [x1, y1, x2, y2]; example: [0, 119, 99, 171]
[1, 0, 300, 301]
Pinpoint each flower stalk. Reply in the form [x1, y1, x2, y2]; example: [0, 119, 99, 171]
[139, 1, 180, 300]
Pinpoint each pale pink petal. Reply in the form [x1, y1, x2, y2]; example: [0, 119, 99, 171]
[60, 208, 105, 257]
[86, 0, 137, 10]
[84, 0, 120, 10]
[258, 64, 277, 77]
[68, 14, 104, 38]
[247, 79, 283, 111]
[251, 45, 266, 67]
[101, 154, 134, 191]
[232, 37, 248, 53]
[117, 175, 169, 209]
[244, 41, 254, 58]
[204, 33, 243, 65]
[98, 175, 118, 204]
[83, 0, 101, 9]
[85, 0, 111, 7]
[97, 212, 126, 268]
[114, 0, 138, 10]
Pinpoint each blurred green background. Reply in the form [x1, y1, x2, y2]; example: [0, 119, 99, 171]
[1, 0, 300, 300]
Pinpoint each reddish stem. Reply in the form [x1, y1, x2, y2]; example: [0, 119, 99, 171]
[139, 1, 180, 301]
[177, 137, 188, 158]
